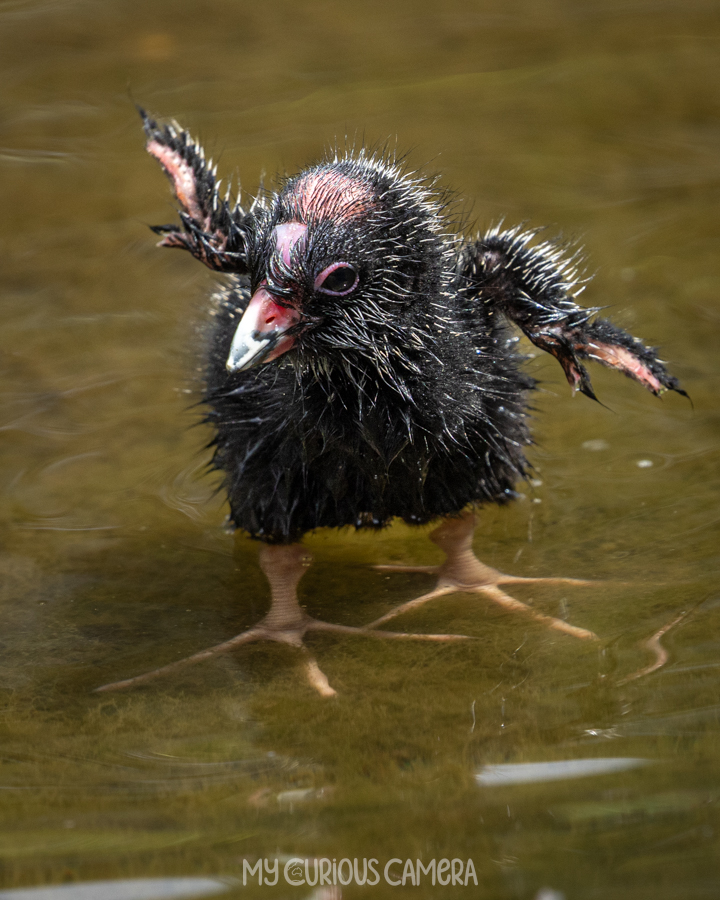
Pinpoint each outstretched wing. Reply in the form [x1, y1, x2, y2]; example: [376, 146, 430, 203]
[458, 225, 685, 400]
[140, 108, 253, 273]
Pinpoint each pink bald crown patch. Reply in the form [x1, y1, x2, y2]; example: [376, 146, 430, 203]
[290, 168, 375, 223]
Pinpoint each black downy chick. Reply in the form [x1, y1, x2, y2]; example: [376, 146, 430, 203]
[97, 111, 683, 696]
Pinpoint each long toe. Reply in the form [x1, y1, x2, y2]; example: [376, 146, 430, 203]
[477, 584, 597, 640]
[370, 513, 598, 641]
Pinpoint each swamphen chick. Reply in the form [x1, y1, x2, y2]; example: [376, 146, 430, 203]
[97, 112, 683, 696]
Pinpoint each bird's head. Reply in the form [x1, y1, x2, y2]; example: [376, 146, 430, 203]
[140, 110, 453, 384]
[226, 154, 452, 377]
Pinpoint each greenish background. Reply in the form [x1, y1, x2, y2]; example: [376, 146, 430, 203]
[1, 0, 719, 897]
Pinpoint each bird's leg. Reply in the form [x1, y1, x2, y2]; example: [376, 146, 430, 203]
[368, 511, 597, 640]
[95, 544, 471, 698]
[254, 544, 314, 641]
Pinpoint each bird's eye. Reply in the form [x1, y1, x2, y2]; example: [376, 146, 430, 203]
[314, 262, 359, 296]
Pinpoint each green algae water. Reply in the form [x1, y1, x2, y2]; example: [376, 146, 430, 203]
[1, 1, 719, 897]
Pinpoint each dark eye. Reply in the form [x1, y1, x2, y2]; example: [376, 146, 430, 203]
[314, 262, 359, 296]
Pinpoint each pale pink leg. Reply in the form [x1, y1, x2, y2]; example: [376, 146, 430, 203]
[368, 511, 597, 640]
[96, 543, 470, 697]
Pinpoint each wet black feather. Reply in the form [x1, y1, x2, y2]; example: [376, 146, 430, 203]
[141, 112, 683, 544]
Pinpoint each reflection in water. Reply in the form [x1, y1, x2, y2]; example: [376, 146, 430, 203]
[475, 757, 649, 786]
[0, 879, 231, 900]
[0, 0, 718, 897]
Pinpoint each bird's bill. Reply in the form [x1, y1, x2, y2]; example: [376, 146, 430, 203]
[225, 287, 302, 372]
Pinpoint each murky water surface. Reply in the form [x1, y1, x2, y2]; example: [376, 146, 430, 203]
[1, 1, 719, 897]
